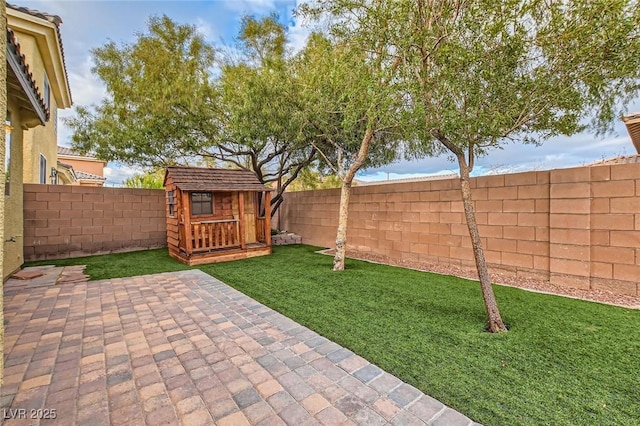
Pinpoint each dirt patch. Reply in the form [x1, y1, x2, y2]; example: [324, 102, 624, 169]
[321, 249, 640, 309]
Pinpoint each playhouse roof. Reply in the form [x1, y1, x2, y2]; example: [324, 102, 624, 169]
[164, 166, 270, 192]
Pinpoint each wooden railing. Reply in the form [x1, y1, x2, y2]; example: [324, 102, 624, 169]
[256, 217, 266, 242]
[191, 219, 240, 252]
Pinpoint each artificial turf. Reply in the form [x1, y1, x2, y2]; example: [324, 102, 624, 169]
[26, 245, 640, 425]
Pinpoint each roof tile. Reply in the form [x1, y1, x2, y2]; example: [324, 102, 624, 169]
[8, 3, 72, 104]
[165, 167, 269, 192]
[75, 170, 106, 182]
[6, 28, 49, 120]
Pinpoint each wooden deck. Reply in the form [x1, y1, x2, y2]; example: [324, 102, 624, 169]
[170, 243, 271, 266]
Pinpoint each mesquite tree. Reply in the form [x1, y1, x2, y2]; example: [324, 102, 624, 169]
[204, 15, 318, 217]
[66, 16, 216, 168]
[304, 0, 640, 331]
[66, 15, 316, 217]
[298, 3, 410, 271]
[395, 0, 640, 332]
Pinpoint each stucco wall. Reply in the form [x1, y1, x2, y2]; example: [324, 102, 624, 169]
[11, 30, 61, 184]
[22, 100, 59, 184]
[23, 185, 167, 260]
[60, 157, 105, 177]
[1, 8, 7, 385]
[278, 163, 640, 296]
[4, 99, 26, 279]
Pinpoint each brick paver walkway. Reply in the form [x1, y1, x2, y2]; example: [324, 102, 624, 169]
[2, 269, 478, 425]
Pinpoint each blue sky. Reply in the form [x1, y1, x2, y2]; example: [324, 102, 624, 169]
[17, 0, 640, 185]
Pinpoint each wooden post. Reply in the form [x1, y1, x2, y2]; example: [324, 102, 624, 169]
[182, 190, 192, 255]
[265, 191, 272, 247]
[238, 192, 246, 249]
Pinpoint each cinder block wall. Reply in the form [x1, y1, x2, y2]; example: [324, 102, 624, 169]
[23, 185, 167, 261]
[278, 163, 640, 296]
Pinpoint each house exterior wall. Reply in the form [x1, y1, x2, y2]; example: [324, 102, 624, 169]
[277, 163, 640, 297]
[8, 9, 71, 186]
[23, 185, 166, 261]
[22, 101, 58, 184]
[14, 31, 58, 184]
[58, 156, 105, 177]
[4, 99, 27, 279]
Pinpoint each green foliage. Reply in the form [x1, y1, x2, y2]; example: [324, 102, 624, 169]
[123, 170, 165, 189]
[296, 1, 422, 270]
[238, 13, 286, 64]
[207, 15, 319, 214]
[287, 168, 342, 191]
[393, 0, 640, 160]
[65, 14, 320, 216]
[292, 27, 408, 177]
[27, 245, 640, 425]
[65, 15, 216, 168]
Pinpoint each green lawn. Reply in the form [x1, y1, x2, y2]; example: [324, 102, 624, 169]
[27, 245, 640, 426]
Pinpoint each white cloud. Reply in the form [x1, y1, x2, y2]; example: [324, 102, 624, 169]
[195, 18, 214, 40]
[286, 1, 313, 53]
[67, 56, 107, 106]
[287, 17, 312, 53]
[361, 128, 638, 182]
[56, 55, 107, 146]
[103, 163, 144, 187]
[224, 0, 277, 14]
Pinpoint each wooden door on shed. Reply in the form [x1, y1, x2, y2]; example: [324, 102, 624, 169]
[244, 192, 257, 243]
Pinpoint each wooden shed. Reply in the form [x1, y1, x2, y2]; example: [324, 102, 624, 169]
[163, 166, 272, 265]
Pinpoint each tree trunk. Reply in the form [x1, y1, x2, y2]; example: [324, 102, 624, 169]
[333, 181, 352, 271]
[458, 162, 508, 333]
[332, 128, 374, 271]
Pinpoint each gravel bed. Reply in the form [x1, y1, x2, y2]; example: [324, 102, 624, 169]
[321, 249, 640, 309]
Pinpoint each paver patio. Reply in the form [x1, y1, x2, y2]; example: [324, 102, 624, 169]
[2, 267, 478, 425]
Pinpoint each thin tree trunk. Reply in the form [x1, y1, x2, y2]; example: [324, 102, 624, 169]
[458, 161, 508, 333]
[333, 181, 352, 270]
[434, 130, 507, 333]
[332, 128, 374, 271]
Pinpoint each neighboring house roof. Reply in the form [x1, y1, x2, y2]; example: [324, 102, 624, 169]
[6, 28, 48, 125]
[7, 4, 62, 25]
[57, 146, 79, 156]
[75, 170, 107, 183]
[355, 173, 458, 186]
[164, 167, 270, 192]
[589, 155, 640, 166]
[7, 3, 72, 106]
[622, 113, 640, 154]
[57, 146, 105, 163]
[57, 160, 77, 181]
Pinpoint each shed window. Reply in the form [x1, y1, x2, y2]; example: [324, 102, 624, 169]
[191, 192, 213, 215]
[167, 190, 176, 217]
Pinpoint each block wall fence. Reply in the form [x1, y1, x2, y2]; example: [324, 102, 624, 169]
[277, 163, 640, 296]
[23, 184, 166, 260]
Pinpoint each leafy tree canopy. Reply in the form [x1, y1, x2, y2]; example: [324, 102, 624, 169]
[395, 0, 640, 331]
[66, 15, 216, 168]
[296, 1, 418, 270]
[397, 0, 640, 160]
[123, 170, 165, 189]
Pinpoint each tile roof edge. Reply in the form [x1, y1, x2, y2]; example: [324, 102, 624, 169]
[7, 3, 72, 105]
[6, 28, 49, 122]
[75, 170, 107, 181]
